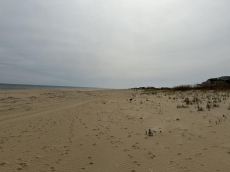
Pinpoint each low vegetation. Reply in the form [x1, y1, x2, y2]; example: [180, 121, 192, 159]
[172, 84, 230, 91]
[140, 84, 230, 114]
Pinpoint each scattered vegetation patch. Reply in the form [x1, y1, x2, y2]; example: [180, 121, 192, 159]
[177, 105, 188, 108]
[141, 91, 157, 95]
[184, 98, 190, 105]
[198, 106, 204, 111]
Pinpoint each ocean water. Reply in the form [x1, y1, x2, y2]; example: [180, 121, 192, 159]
[0, 83, 94, 91]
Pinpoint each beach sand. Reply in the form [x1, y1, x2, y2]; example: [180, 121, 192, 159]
[0, 89, 230, 172]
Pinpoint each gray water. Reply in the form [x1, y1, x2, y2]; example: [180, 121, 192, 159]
[0, 83, 96, 91]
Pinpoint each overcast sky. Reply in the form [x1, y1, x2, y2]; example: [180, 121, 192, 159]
[0, 0, 229, 88]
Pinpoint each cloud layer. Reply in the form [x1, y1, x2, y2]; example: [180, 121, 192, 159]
[1, 0, 230, 88]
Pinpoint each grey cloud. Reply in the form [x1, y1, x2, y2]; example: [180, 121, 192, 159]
[0, 0, 230, 88]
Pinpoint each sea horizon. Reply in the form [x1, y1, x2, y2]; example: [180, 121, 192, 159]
[0, 83, 102, 91]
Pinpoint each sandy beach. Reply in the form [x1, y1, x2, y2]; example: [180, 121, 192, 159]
[0, 89, 230, 172]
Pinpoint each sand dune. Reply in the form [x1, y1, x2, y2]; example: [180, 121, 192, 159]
[0, 89, 230, 172]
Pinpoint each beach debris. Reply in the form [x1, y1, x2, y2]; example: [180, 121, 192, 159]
[176, 118, 180, 121]
[146, 129, 152, 136]
[148, 129, 153, 136]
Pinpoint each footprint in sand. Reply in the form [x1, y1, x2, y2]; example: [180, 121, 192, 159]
[0, 162, 6, 166]
[19, 162, 27, 167]
[128, 154, 133, 158]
